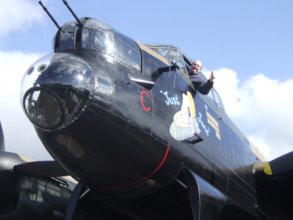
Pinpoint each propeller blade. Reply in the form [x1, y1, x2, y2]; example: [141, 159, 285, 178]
[269, 151, 293, 175]
[255, 151, 293, 176]
[0, 121, 4, 151]
[13, 160, 68, 178]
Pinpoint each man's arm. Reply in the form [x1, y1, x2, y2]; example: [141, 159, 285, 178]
[190, 72, 214, 95]
[197, 80, 213, 95]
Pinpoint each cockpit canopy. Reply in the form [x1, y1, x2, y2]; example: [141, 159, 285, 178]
[147, 45, 191, 75]
[54, 17, 141, 71]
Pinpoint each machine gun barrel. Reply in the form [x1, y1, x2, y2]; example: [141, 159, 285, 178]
[38, 1, 61, 30]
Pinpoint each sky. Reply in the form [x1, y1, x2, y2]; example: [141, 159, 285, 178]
[0, 0, 292, 161]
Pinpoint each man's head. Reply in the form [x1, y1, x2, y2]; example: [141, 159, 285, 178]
[191, 60, 202, 73]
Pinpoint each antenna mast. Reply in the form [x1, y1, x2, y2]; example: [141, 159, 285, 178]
[38, 1, 61, 30]
[62, 0, 83, 27]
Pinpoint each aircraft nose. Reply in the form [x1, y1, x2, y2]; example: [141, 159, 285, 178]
[21, 53, 95, 130]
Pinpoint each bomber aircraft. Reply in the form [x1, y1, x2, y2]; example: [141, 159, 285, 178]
[0, 1, 292, 219]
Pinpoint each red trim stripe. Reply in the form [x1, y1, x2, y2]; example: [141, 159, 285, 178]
[141, 144, 170, 181]
[96, 144, 171, 190]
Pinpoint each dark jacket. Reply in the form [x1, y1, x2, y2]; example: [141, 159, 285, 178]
[189, 72, 213, 95]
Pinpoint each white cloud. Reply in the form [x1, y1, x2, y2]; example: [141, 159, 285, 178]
[0, 51, 52, 160]
[0, 0, 55, 160]
[211, 69, 293, 160]
[0, 0, 44, 39]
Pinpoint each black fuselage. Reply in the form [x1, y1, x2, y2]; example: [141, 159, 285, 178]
[21, 17, 260, 217]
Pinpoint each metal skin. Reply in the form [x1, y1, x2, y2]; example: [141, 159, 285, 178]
[21, 17, 263, 219]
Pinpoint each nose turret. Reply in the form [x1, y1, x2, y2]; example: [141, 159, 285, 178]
[21, 53, 95, 131]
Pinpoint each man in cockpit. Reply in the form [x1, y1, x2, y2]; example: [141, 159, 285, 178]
[189, 60, 215, 95]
